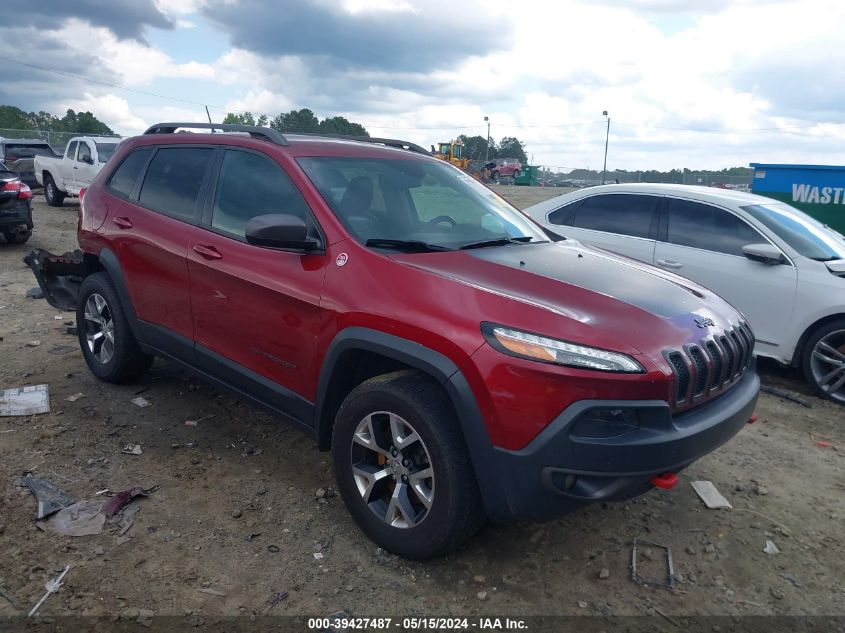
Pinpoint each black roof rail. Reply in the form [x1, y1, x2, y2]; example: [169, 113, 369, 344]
[290, 133, 431, 156]
[143, 122, 289, 146]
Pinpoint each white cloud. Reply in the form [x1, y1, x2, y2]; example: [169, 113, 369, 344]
[61, 93, 147, 134]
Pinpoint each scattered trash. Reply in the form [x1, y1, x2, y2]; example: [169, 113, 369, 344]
[577, 600, 587, 609]
[631, 538, 675, 589]
[26, 340, 41, 347]
[122, 444, 143, 456]
[477, 591, 488, 601]
[0, 586, 22, 610]
[196, 588, 226, 596]
[760, 384, 811, 408]
[690, 480, 732, 509]
[24, 473, 75, 519]
[28, 565, 70, 617]
[763, 540, 780, 555]
[103, 485, 158, 518]
[131, 397, 151, 408]
[65, 326, 77, 336]
[42, 500, 106, 536]
[781, 572, 802, 588]
[598, 568, 610, 580]
[262, 591, 288, 613]
[54, 315, 63, 320]
[1, 384, 50, 416]
[185, 414, 215, 426]
[816, 441, 831, 448]
[26, 287, 44, 300]
[245, 532, 262, 543]
[65, 393, 85, 402]
[268, 545, 280, 553]
[313, 552, 324, 560]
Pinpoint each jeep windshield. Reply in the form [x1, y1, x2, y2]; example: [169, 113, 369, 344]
[298, 156, 547, 250]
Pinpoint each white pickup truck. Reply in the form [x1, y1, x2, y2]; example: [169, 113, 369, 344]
[35, 136, 122, 206]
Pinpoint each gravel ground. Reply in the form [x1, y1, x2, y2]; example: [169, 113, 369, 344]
[0, 189, 843, 621]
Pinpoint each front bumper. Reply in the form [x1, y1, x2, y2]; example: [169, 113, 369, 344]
[468, 368, 759, 522]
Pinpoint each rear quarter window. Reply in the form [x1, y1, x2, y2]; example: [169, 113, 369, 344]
[106, 148, 152, 198]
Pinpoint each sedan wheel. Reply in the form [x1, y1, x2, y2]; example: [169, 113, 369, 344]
[83, 292, 116, 365]
[351, 411, 435, 528]
[809, 329, 845, 403]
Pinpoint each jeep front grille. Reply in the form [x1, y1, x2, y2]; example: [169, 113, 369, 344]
[665, 322, 754, 407]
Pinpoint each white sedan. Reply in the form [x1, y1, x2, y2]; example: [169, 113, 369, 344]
[524, 183, 845, 404]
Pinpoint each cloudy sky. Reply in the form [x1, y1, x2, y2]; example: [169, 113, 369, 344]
[1, 0, 843, 171]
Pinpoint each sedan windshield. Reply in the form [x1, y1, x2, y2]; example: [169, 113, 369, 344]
[742, 202, 845, 261]
[95, 142, 118, 163]
[297, 156, 547, 250]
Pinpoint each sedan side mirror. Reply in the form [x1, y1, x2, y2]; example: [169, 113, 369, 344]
[245, 214, 319, 251]
[742, 243, 786, 265]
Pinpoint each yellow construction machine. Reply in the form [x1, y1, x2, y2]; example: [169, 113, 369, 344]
[432, 140, 470, 169]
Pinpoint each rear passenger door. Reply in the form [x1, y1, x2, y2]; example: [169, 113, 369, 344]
[545, 193, 660, 263]
[188, 148, 327, 421]
[105, 145, 215, 358]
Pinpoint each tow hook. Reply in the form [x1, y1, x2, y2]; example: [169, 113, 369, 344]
[650, 472, 678, 490]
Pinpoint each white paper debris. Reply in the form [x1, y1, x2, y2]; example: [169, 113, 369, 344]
[690, 480, 732, 509]
[0, 384, 50, 416]
[65, 393, 85, 402]
[313, 552, 324, 560]
[763, 540, 780, 555]
[122, 444, 143, 455]
[26, 340, 42, 347]
[54, 315, 63, 320]
[131, 397, 151, 408]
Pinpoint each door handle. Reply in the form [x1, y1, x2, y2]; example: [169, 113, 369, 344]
[73, 166, 78, 170]
[657, 258, 683, 269]
[192, 244, 223, 260]
[112, 216, 133, 229]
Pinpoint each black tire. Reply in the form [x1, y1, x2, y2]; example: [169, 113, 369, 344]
[76, 272, 153, 383]
[801, 318, 845, 404]
[491, 171, 500, 182]
[512, 170, 520, 180]
[44, 175, 65, 207]
[332, 370, 485, 559]
[3, 230, 30, 244]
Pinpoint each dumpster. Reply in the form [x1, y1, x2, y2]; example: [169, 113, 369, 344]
[750, 163, 845, 234]
[514, 165, 539, 187]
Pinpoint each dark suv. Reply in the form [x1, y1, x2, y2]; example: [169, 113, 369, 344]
[0, 161, 34, 243]
[27, 123, 759, 558]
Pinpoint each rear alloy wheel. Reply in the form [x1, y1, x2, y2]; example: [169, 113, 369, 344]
[803, 319, 845, 404]
[332, 370, 485, 558]
[77, 272, 153, 383]
[44, 176, 65, 207]
[512, 170, 520, 181]
[491, 171, 500, 182]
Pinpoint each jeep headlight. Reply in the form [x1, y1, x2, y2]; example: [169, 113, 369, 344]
[482, 323, 644, 373]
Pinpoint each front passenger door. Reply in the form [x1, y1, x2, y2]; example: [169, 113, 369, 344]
[189, 149, 327, 421]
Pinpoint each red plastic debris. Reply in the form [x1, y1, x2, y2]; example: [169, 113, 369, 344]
[747, 413, 758, 424]
[651, 472, 678, 490]
[816, 441, 831, 448]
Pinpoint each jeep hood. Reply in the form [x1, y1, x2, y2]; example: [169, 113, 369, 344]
[391, 240, 743, 358]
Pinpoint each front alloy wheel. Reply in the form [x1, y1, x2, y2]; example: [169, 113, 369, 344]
[84, 293, 115, 364]
[351, 411, 435, 528]
[808, 329, 845, 403]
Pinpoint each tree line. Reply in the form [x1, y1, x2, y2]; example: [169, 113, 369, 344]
[222, 108, 368, 137]
[0, 105, 115, 135]
[456, 134, 528, 164]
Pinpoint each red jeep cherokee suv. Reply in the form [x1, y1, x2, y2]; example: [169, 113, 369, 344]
[27, 123, 759, 558]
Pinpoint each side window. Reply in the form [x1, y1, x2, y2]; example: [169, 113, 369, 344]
[139, 147, 213, 220]
[66, 141, 78, 160]
[106, 148, 152, 198]
[666, 199, 764, 256]
[547, 200, 582, 226]
[77, 143, 91, 164]
[571, 194, 657, 239]
[211, 150, 310, 238]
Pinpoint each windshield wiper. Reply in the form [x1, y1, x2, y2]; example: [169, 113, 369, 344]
[365, 238, 453, 252]
[459, 236, 534, 250]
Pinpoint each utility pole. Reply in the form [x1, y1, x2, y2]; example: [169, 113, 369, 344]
[484, 116, 491, 162]
[601, 110, 610, 185]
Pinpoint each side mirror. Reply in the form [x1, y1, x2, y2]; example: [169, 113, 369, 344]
[742, 243, 785, 265]
[245, 214, 318, 251]
[85, 156, 94, 165]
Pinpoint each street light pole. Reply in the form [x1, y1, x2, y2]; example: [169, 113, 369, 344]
[601, 110, 610, 185]
[484, 116, 490, 162]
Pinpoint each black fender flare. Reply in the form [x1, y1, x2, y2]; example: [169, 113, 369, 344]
[314, 327, 510, 520]
[97, 248, 145, 345]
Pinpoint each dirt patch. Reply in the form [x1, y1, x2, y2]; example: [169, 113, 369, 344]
[0, 194, 843, 619]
